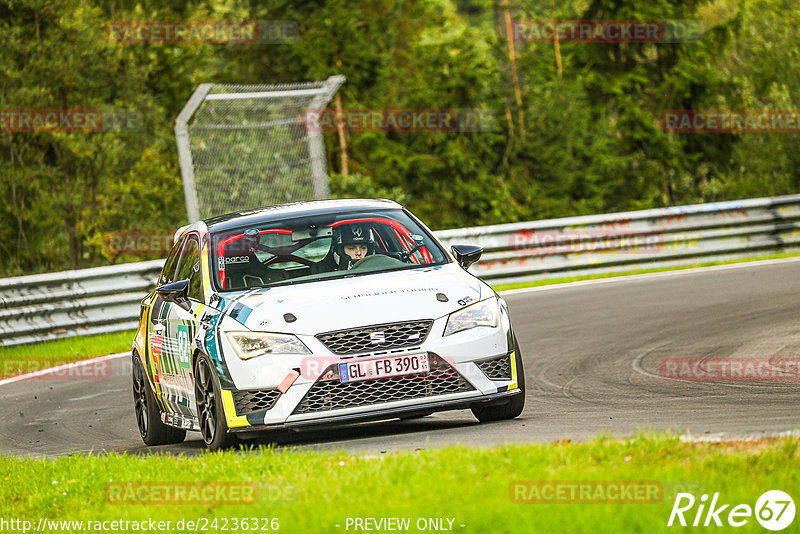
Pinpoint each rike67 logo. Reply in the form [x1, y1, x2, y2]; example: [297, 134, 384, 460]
[668, 490, 795, 531]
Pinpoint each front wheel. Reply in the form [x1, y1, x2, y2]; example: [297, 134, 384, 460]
[194, 353, 238, 451]
[471, 337, 526, 422]
[132, 352, 186, 446]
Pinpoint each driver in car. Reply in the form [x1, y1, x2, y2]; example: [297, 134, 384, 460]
[334, 224, 375, 270]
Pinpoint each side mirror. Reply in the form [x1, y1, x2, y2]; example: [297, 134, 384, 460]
[451, 244, 483, 270]
[157, 279, 191, 311]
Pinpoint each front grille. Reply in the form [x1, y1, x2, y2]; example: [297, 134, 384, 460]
[293, 354, 474, 415]
[476, 355, 512, 380]
[232, 389, 281, 416]
[316, 320, 434, 355]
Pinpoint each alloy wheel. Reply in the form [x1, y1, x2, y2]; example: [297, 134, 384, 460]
[132, 358, 149, 437]
[195, 358, 217, 444]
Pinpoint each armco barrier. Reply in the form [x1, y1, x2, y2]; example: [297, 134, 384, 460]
[436, 194, 800, 285]
[0, 260, 163, 346]
[1, 195, 799, 346]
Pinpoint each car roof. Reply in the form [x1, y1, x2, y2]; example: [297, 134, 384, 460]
[203, 198, 403, 233]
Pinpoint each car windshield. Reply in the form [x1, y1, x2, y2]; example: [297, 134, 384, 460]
[210, 209, 448, 291]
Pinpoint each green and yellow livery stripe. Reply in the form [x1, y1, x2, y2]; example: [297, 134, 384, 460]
[507, 351, 518, 391]
[220, 389, 251, 428]
[201, 242, 212, 299]
[145, 305, 166, 407]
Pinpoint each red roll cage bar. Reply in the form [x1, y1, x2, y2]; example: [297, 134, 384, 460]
[214, 217, 432, 289]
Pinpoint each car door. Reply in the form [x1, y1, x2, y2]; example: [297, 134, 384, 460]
[147, 234, 185, 410]
[158, 233, 202, 418]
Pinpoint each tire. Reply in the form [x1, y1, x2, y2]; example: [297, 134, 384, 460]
[194, 353, 238, 451]
[132, 352, 186, 446]
[471, 337, 526, 422]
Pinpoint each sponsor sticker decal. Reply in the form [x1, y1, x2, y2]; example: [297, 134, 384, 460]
[177, 326, 191, 369]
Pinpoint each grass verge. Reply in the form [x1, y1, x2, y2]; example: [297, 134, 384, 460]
[0, 330, 134, 379]
[492, 251, 800, 292]
[1, 434, 797, 533]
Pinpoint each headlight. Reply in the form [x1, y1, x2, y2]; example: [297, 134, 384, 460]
[443, 298, 499, 336]
[225, 331, 311, 360]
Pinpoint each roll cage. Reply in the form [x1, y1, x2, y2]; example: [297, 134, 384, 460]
[212, 216, 438, 291]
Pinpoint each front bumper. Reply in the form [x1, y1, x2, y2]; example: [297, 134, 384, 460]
[217, 309, 519, 432]
[223, 347, 520, 433]
[229, 387, 522, 434]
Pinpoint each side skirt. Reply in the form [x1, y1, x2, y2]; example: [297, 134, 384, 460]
[161, 411, 200, 432]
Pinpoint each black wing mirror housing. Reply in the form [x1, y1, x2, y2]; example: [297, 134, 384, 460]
[451, 244, 483, 270]
[156, 279, 191, 311]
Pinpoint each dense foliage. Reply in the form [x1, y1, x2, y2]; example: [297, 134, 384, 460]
[1, 0, 798, 275]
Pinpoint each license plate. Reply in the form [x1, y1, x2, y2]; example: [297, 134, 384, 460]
[339, 353, 429, 383]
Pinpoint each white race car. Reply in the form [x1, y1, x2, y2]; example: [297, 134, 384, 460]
[132, 199, 525, 450]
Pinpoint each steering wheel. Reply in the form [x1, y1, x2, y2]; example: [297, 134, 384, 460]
[350, 254, 405, 270]
[399, 244, 423, 263]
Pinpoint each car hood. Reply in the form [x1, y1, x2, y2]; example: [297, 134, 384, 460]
[215, 264, 488, 335]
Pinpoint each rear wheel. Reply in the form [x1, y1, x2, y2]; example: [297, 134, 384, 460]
[132, 352, 186, 446]
[194, 354, 238, 451]
[471, 337, 526, 422]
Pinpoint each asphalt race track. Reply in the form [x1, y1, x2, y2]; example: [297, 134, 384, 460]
[2, 258, 799, 458]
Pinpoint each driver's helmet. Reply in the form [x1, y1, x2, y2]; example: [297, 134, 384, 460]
[334, 223, 375, 269]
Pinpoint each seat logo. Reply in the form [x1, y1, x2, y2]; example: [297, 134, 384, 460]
[370, 332, 386, 344]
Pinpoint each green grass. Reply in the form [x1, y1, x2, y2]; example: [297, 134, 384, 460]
[1, 434, 797, 533]
[0, 330, 134, 379]
[492, 250, 800, 292]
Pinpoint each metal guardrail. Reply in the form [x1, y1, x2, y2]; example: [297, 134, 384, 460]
[437, 194, 800, 285]
[1, 194, 799, 346]
[0, 260, 163, 347]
